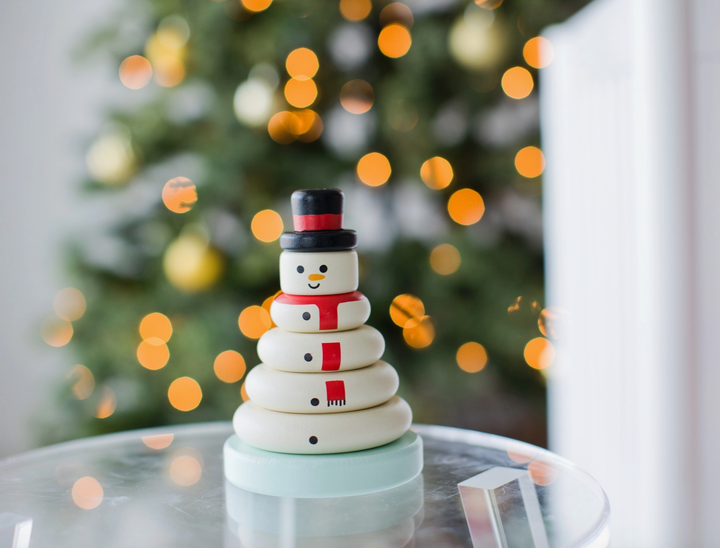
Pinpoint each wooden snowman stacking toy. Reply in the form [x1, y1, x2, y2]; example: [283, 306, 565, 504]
[225, 189, 423, 498]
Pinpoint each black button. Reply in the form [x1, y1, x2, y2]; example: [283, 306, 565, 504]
[302, 312, 311, 321]
[319, 265, 328, 273]
[304, 353, 312, 362]
[311, 398, 319, 406]
[297, 265, 304, 273]
[309, 436, 318, 445]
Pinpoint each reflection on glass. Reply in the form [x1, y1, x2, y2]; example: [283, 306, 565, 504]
[225, 474, 424, 548]
[0, 513, 32, 548]
[458, 466, 549, 548]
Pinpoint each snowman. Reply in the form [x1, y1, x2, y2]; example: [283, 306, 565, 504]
[233, 189, 413, 455]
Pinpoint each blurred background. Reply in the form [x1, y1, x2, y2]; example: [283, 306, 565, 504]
[5, 0, 720, 545]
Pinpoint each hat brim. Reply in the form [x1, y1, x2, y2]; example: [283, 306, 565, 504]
[280, 230, 357, 252]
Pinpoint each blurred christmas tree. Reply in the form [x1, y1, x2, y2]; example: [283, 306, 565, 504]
[41, 0, 587, 447]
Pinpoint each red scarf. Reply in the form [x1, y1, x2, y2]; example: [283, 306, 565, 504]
[274, 291, 365, 331]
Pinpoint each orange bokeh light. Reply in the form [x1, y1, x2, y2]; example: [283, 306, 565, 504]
[214, 350, 247, 383]
[139, 312, 173, 342]
[142, 433, 174, 449]
[137, 339, 170, 370]
[448, 189, 485, 225]
[67, 364, 95, 400]
[379, 3, 414, 28]
[286, 48, 319, 78]
[523, 37, 554, 69]
[378, 24, 412, 58]
[515, 146, 545, 178]
[268, 111, 301, 144]
[95, 386, 117, 419]
[238, 305, 272, 339]
[339, 0, 372, 21]
[72, 477, 104, 510]
[295, 109, 324, 142]
[390, 294, 425, 327]
[170, 454, 202, 486]
[162, 177, 197, 213]
[403, 316, 435, 348]
[357, 152, 391, 186]
[168, 377, 202, 411]
[251, 209, 283, 242]
[524, 337, 556, 370]
[262, 291, 281, 327]
[501, 67, 534, 99]
[119, 55, 153, 90]
[456, 342, 488, 373]
[528, 460, 559, 486]
[41, 318, 73, 347]
[430, 243, 461, 275]
[242, 0, 272, 11]
[538, 306, 568, 339]
[53, 287, 86, 321]
[420, 157, 454, 190]
[340, 80, 374, 114]
[284, 77, 318, 108]
[154, 56, 185, 87]
[241, 381, 249, 402]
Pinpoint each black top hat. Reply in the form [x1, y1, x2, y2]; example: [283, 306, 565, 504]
[279, 189, 358, 252]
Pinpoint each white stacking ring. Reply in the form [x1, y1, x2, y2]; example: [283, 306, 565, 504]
[270, 292, 371, 333]
[257, 325, 385, 373]
[245, 360, 398, 413]
[233, 396, 413, 454]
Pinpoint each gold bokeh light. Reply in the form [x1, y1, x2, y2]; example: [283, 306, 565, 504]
[515, 146, 545, 178]
[524, 337, 555, 370]
[162, 177, 197, 213]
[390, 294, 425, 328]
[448, 189, 485, 225]
[95, 386, 117, 419]
[241, 381, 249, 402]
[286, 48, 319, 78]
[523, 37, 554, 69]
[430, 243, 461, 275]
[242, 0, 272, 12]
[170, 454, 203, 486]
[68, 364, 95, 400]
[214, 350, 247, 383]
[403, 316, 434, 348]
[137, 339, 170, 370]
[378, 24, 412, 58]
[238, 305, 272, 339]
[142, 433, 174, 449]
[72, 477, 104, 510]
[339, 0, 372, 21]
[119, 55, 153, 90]
[53, 288, 86, 322]
[420, 157, 454, 190]
[251, 209, 284, 242]
[284, 77, 318, 108]
[168, 377, 202, 411]
[501, 67, 534, 99]
[139, 312, 173, 342]
[41, 318, 73, 347]
[340, 80, 375, 114]
[268, 111, 300, 144]
[357, 152, 391, 186]
[456, 342, 488, 373]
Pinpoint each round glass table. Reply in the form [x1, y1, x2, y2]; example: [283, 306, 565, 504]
[0, 423, 609, 548]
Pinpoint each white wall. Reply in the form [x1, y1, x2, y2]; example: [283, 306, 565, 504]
[542, 0, 720, 545]
[0, 0, 116, 457]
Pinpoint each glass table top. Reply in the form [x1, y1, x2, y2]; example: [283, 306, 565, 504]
[0, 423, 609, 548]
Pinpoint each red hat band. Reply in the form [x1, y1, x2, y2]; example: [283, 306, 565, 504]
[292, 213, 343, 232]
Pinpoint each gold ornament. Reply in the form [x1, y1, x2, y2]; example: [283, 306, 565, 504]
[448, 8, 504, 71]
[163, 233, 224, 292]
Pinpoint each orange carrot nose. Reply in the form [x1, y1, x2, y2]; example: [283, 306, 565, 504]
[308, 274, 325, 281]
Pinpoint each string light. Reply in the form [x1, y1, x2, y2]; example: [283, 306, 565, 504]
[515, 146, 545, 178]
[241, 381, 249, 401]
[169, 454, 202, 486]
[339, 0, 372, 21]
[523, 37, 554, 69]
[378, 24, 412, 58]
[284, 77, 318, 108]
[456, 342, 488, 372]
[340, 80, 374, 114]
[524, 337, 555, 369]
[268, 111, 301, 144]
[119, 56, 152, 90]
[447, 189, 485, 225]
[538, 307, 568, 338]
[379, 3, 414, 28]
[142, 433, 174, 449]
[95, 386, 117, 419]
[139, 313, 173, 342]
[137, 340, 170, 370]
[403, 316, 434, 348]
[429, 244, 461, 275]
[53, 288, 86, 322]
[168, 377, 202, 411]
[357, 152, 391, 186]
[390, 294, 425, 327]
[67, 364, 95, 400]
[41, 318, 73, 347]
[72, 477, 103, 510]
[242, 0, 272, 12]
[420, 157, 454, 190]
[162, 177, 197, 213]
[214, 350, 247, 383]
[238, 305, 272, 339]
[251, 209, 283, 242]
[286, 48, 319, 78]
[501, 67, 534, 99]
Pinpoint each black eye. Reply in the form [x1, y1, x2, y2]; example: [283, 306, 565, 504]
[319, 265, 328, 273]
[297, 266, 304, 273]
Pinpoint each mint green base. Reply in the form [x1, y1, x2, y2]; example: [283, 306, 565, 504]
[223, 430, 423, 498]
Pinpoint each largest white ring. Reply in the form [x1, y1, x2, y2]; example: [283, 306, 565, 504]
[258, 325, 385, 372]
[245, 361, 398, 413]
[233, 396, 412, 454]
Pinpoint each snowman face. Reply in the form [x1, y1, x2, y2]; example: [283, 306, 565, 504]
[280, 251, 358, 296]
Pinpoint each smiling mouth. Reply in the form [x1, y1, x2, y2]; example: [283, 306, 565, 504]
[308, 283, 320, 289]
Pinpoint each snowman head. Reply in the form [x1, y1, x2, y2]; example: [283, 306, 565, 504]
[280, 250, 358, 295]
[278, 189, 359, 296]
